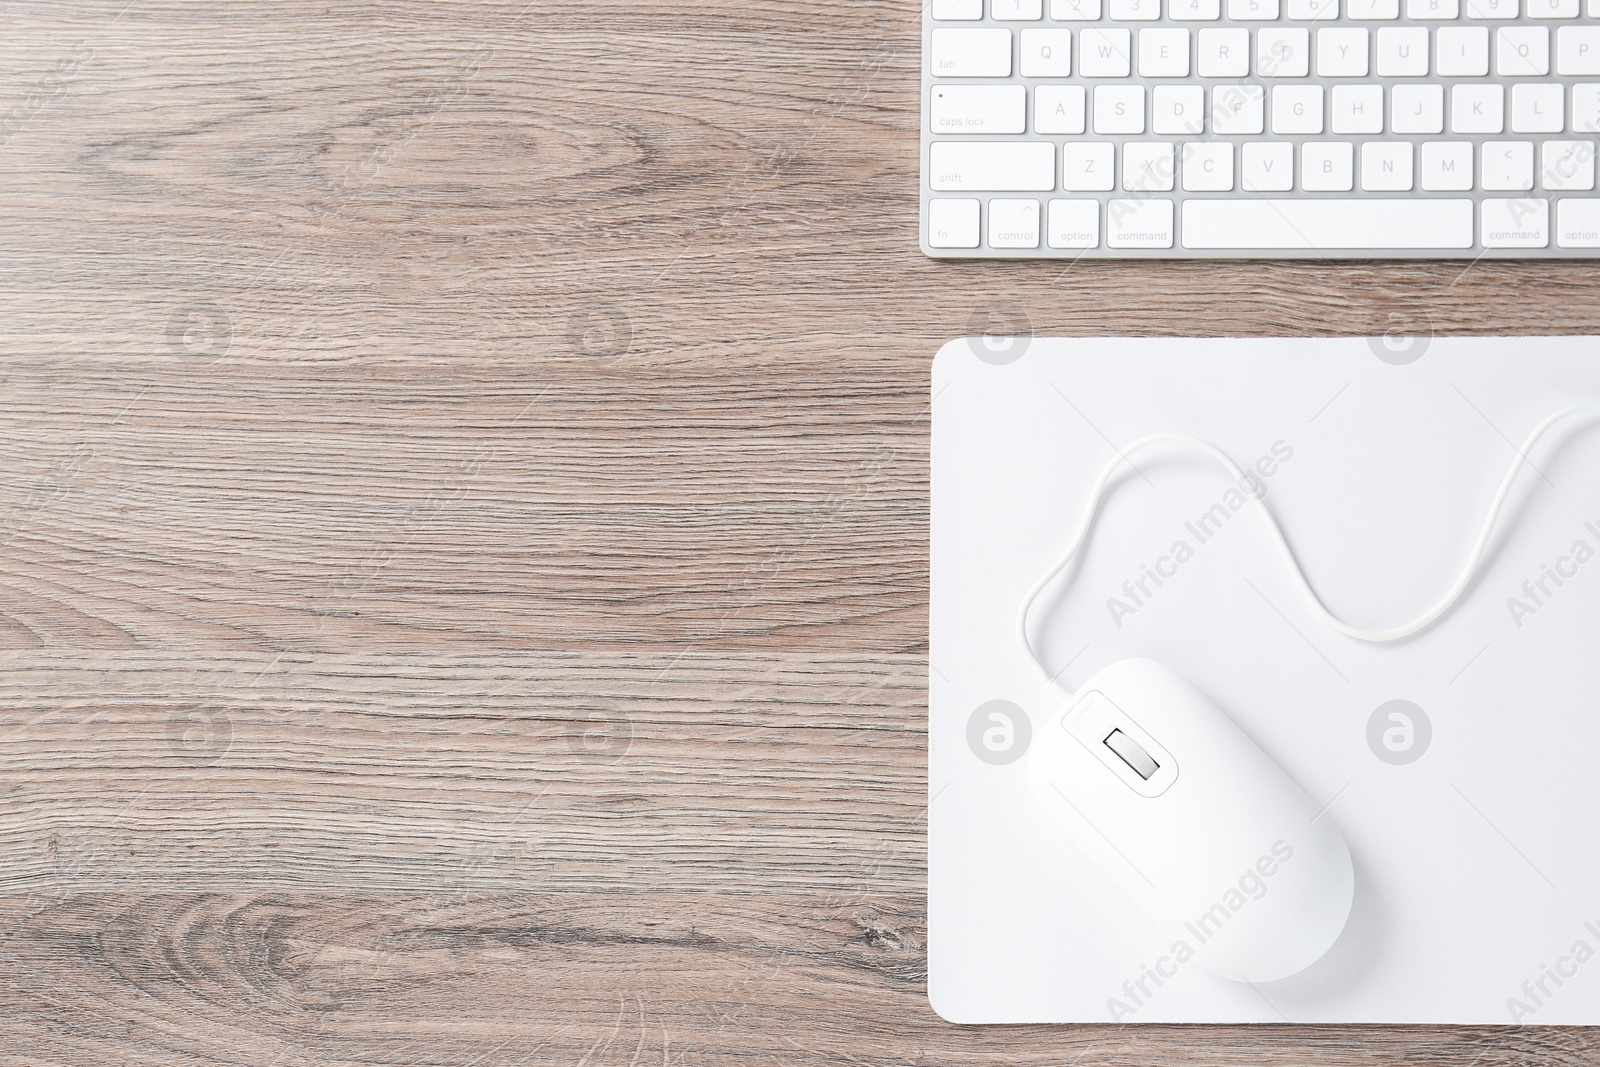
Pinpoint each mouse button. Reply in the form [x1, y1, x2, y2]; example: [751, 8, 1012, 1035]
[1104, 728, 1160, 780]
[1062, 690, 1178, 799]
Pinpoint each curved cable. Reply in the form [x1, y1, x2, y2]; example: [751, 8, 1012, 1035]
[1017, 405, 1600, 700]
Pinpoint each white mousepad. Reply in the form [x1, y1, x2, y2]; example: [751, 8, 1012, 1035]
[929, 336, 1600, 1024]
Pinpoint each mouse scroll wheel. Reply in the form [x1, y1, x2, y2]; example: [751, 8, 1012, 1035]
[1104, 729, 1161, 781]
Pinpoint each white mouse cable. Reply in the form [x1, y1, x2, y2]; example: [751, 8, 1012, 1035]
[1017, 404, 1600, 701]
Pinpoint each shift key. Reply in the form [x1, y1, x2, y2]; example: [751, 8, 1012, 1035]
[929, 141, 1056, 191]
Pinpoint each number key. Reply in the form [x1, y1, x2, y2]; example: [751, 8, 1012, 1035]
[1110, 0, 1162, 19]
[1407, 0, 1461, 18]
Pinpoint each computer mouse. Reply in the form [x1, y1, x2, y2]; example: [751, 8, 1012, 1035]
[1027, 659, 1354, 984]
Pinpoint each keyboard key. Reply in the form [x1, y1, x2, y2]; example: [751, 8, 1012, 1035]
[1110, 0, 1162, 17]
[1467, 0, 1518, 15]
[1542, 139, 1596, 188]
[989, 198, 1043, 247]
[1140, 29, 1192, 77]
[1512, 83, 1564, 131]
[1288, 0, 1339, 16]
[1036, 85, 1088, 133]
[1558, 28, 1600, 74]
[1048, 199, 1101, 247]
[1171, 0, 1223, 16]
[1302, 140, 1354, 189]
[1347, 0, 1401, 16]
[1407, 0, 1460, 18]
[1094, 84, 1147, 132]
[1318, 28, 1369, 77]
[1498, 27, 1551, 76]
[1273, 85, 1326, 132]
[1259, 29, 1311, 76]
[1361, 140, 1414, 189]
[1421, 140, 1475, 188]
[1051, 0, 1103, 16]
[1241, 141, 1294, 188]
[1181, 198, 1473, 248]
[1393, 84, 1445, 133]
[1481, 196, 1549, 246]
[932, 0, 985, 18]
[928, 199, 981, 248]
[929, 141, 1056, 190]
[1556, 197, 1600, 244]
[1377, 28, 1429, 76]
[1080, 28, 1134, 77]
[1199, 28, 1251, 76]
[1526, 0, 1579, 15]
[1481, 139, 1535, 187]
[1106, 198, 1175, 247]
[993, 0, 1045, 18]
[1228, 0, 1281, 15]
[1574, 83, 1600, 133]
[1021, 29, 1074, 76]
[1438, 28, 1491, 76]
[1063, 142, 1117, 189]
[1154, 85, 1206, 132]
[1184, 141, 1235, 188]
[1332, 84, 1384, 132]
[1213, 84, 1267, 133]
[1124, 141, 1177, 189]
[932, 86, 1028, 133]
[932, 28, 1014, 77]
[1453, 83, 1505, 131]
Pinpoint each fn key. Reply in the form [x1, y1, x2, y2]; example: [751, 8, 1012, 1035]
[928, 199, 981, 248]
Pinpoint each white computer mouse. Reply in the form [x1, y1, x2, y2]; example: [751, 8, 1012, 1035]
[1027, 659, 1354, 984]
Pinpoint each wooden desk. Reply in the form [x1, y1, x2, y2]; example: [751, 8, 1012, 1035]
[0, 2, 1594, 1063]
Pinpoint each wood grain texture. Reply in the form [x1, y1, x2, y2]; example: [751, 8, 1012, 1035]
[1, 1, 1598, 1063]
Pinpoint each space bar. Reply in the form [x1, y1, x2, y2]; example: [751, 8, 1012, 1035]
[1182, 199, 1474, 250]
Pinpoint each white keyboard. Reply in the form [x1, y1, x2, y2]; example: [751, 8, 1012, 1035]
[921, 0, 1600, 256]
